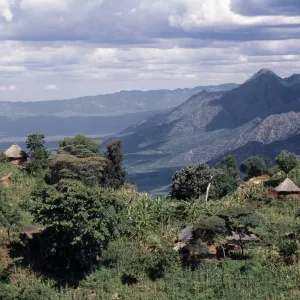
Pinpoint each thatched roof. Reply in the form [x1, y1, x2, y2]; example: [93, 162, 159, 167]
[225, 232, 258, 242]
[275, 178, 300, 193]
[4, 144, 28, 159]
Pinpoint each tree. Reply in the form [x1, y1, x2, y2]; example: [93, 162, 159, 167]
[58, 134, 100, 158]
[210, 170, 238, 199]
[25, 133, 47, 154]
[48, 154, 106, 186]
[171, 164, 211, 200]
[216, 155, 240, 179]
[171, 164, 238, 201]
[102, 140, 126, 189]
[0, 190, 22, 242]
[31, 180, 128, 274]
[276, 151, 298, 177]
[25, 133, 49, 174]
[240, 156, 267, 178]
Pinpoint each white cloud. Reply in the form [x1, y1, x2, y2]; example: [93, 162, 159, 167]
[20, 0, 70, 13]
[168, 0, 300, 31]
[44, 84, 58, 90]
[0, 0, 14, 22]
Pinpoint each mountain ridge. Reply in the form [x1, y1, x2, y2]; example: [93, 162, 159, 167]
[116, 69, 300, 192]
[0, 83, 238, 118]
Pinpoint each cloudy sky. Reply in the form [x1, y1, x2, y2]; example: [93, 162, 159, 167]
[0, 0, 299, 101]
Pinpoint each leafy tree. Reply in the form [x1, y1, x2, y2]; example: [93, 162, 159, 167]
[211, 172, 234, 199]
[48, 135, 104, 186]
[171, 164, 211, 200]
[276, 150, 298, 176]
[102, 140, 126, 189]
[216, 155, 240, 179]
[31, 180, 128, 274]
[25, 133, 49, 173]
[58, 134, 100, 158]
[171, 164, 237, 201]
[0, 190, 22, 242]
[48, 154, 106, 186]
[240, 156, 267, 178]
[25, 133, 47, 154]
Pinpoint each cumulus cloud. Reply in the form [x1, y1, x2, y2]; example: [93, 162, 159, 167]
[44, 84, 58, 90]
[168, 0, 300, 31]
[0, 0, 14, 22]
[0, 0, 298, 101]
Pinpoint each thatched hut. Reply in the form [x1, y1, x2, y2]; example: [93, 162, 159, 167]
[4, 144, 28, 166]
[275, 178, 300, 198]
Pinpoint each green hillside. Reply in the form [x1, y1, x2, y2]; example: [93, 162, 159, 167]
[1, 135, 300, 299]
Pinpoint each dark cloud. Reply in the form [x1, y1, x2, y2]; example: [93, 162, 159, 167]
[232, 0, 300, 16]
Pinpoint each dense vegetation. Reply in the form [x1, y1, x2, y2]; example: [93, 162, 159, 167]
[1, 135, 300, 299]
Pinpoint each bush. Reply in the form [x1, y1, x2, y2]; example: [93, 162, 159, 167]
[278, 239, 299, 265]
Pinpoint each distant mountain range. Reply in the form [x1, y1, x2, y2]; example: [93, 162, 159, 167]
[0, 83, 238, 145]
[117, 69, 300, 192]
[0, 83, 238, 118]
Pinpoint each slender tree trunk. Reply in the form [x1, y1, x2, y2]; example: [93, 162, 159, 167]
[205, 176, 213, 202]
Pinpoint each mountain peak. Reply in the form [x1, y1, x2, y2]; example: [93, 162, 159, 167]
[246, 68, 281, 83]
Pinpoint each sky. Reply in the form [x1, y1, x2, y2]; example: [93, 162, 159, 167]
[0, 0, 299, 101]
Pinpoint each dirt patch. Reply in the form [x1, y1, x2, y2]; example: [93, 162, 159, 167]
[0, 172, 12, 187]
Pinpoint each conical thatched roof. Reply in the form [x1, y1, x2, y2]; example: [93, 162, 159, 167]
[4, 144, 28, 159]
[275, 178, 300, 193]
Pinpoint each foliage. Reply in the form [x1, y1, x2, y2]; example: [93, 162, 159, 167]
[58, 134, 100, 158]
[240, 156, 268, 178]
[25, 133, 49, 174]
[210, 170, 238, 199]
[25, 133, 47, 154]
[216, 155, 240, 179]
[0, 190, 22, 241]
[171, 163, 237, 201]
[0, 153, 7, 163]
[171, 164, 211, 200]
[48, 154, 106, 186]
[3, 143, 300, 299]
[278, 238, 299, 265]
[276, 150, 298, 176]
[31, 180, 129, 273]
[102, 140, 126, 189]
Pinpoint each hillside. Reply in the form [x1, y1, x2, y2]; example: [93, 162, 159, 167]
[118, 69, 300, 192]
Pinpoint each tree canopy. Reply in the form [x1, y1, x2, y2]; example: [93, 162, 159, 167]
[31, 180, 128, 273]
[102, 140, 126, 189]
[240, 156, 268, 178]
[171, 163, 238, 201]
[216, 155, 240, 179]
[276, 151, 298, 176]
[58, 134, 101, 158]
[25, 133, 49, 174]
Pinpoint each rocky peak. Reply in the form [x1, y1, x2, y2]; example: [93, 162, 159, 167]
[246, 68, 282, 83]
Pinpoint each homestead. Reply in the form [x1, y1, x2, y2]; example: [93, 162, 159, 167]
[4, 144, 28, 166]
[275, 178, 300, 199]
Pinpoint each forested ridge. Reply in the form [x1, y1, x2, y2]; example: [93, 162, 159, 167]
[1, 134, 300, 299]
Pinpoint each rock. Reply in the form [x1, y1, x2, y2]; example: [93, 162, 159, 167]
[173, 242, 187, 252]
[178, 226, 194, 242]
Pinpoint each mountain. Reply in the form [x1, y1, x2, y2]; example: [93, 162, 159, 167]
[206, 69, 300, 131]
[0, 84, 238, 118]
[118, 69, 300, 192]
[0, 110, 165, 140]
